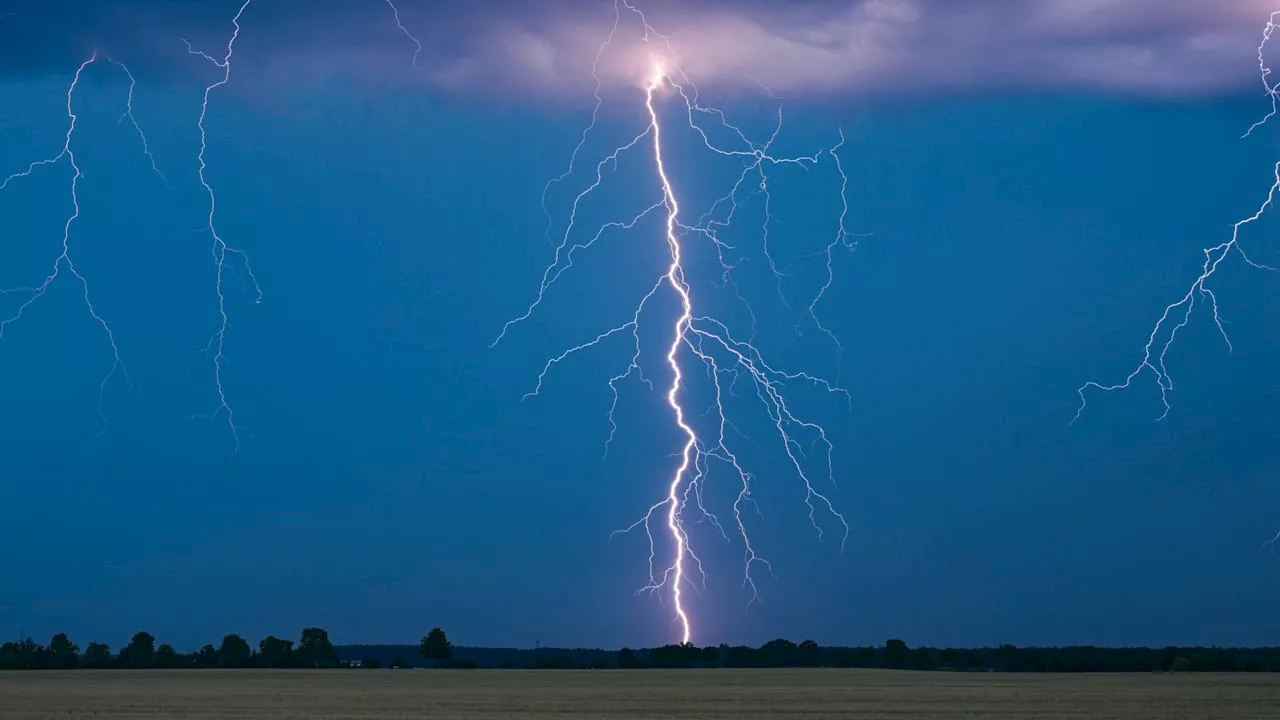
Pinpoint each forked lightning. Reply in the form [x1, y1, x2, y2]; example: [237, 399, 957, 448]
[1075, 13, 1280, 425]
[494, 1, 856, 644]
[2, 0, 425, 451]
[0, 53, 164, 440]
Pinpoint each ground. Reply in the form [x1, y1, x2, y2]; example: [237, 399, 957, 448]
[1, 668, 1277, 718]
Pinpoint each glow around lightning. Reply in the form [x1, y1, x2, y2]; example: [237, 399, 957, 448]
[495, 1, 854, 644]
[1074, 12, 1280, 426]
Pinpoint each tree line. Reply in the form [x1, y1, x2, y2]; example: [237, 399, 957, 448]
[4, 628, 1279, 672]
[623, 639, 1280, 672]
[0, 627, 455, 671]
[345, 638, 1280, 672]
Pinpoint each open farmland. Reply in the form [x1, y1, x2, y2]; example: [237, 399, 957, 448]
[1, 668, 1277, 719]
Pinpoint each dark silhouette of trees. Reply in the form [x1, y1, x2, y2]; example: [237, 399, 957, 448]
[883, 638, 909, 668]
[118, 631, 156, 669]
[856, 646, 877, 666]
[4, 624, 1280, 674]
[701, 645, 721, 667]
[297, 628, 339, 669]
[650, 642, 702, 668]
[258, 636, 295, 668]
[217, 634, 253, 668]
[420, 627, 452, 667]
[758, 638, 798, 667]
[83, 642, 112, 669]
[617, 647, 641, 668]
[0, 638, 43, 669]
[196, 644, 218, 668]
[155, 644, 180, 669]
[798, 640, 823, 667]
[47, 633, 79, 669]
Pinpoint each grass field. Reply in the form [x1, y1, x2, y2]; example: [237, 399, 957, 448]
[1, 668, 1278, 719]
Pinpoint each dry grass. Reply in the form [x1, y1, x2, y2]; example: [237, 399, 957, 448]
[1, 668, 1277, 719]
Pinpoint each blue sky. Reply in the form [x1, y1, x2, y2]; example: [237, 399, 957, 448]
[2, 0, 1280, 651]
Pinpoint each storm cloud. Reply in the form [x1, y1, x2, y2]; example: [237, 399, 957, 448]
[0, 0, 1273, 98]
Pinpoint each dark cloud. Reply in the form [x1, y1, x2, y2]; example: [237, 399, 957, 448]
[0, 0, 1272, 97]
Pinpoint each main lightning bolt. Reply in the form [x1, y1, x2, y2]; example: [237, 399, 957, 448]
[495, 1, 854, 644]
[0, 53, 168, 439]
[1074, 13, 1280, 426]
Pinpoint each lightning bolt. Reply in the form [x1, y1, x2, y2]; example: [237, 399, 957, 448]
[179, 0, 422, 451]
[181, 0, 264, 455]
[384, 0, 424, 70]
[3, 0, 418, 452]
[1074, 13, 1280, 426]
[0, 52, 168, 440]
[495, 1, 855, 644]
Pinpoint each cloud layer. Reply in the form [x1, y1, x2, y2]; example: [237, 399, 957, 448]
[0, 0, 1274, 99]
[428, 0, 1275, 99]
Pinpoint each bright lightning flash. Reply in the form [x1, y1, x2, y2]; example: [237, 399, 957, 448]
[1074, 13, 1280, 426]
[495, 1, 856, 645]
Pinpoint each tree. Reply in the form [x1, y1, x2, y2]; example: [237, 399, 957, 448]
[0, 642, 18, 669]
[258, 636, 295, 668]
[939, 647, 959, 669]
[798, 640, 822, 667]
[195, 644, 218, 668]
[912, 646, 934, 670]
[217, 634, 252, 668]
[884, 639, 909, 668]
[758, 638, 798, 667]
[390, 655, 410, 669]
[827, 648, 857, 667]
[297, 628, 338, 669]
[701, 645, 721, 667]
[83, 642, 112, 669]
[119, 631, 156, 668]
[994, 644, 1022, 672]
[361, 656, 382, 669]
[650, 643, 699, 668]
[47, 633, 80, 669]
[420, 627, 452, 667]
[155, 644, 179, 669]
[725, 645, 757, 668]
[0, 638, 44, 669]
[617, 647, 641, 668]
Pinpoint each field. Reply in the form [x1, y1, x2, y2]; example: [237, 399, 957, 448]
[1, 668, 1278, 719]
